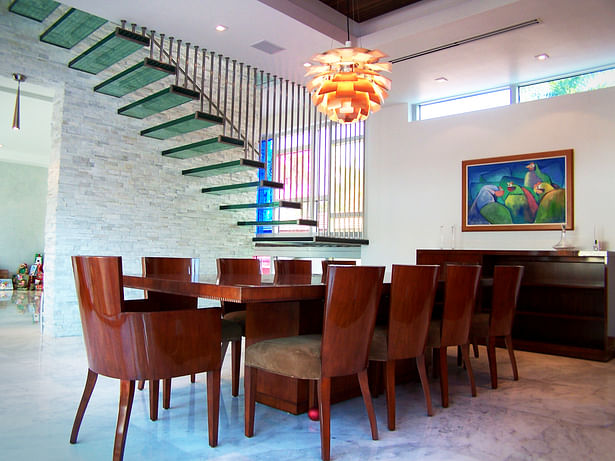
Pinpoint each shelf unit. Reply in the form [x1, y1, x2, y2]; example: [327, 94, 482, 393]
[416, 249, 614, 361]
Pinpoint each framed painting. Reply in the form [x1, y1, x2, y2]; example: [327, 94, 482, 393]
[462, 149, 573, 231]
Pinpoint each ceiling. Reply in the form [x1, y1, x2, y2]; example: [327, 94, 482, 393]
[3, 0, 615, 167]
[62, 0, 615, 106]
[316, 0, 424, 23]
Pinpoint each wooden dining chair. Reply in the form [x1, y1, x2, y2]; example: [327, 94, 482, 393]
[369, 264, 439, 430]
[70, 256, 222, 461]
[138, 257, 242, 419]
[469, 265, 524, 389]
[426, 264, 481, 408]
[244, 265, 385, 461]
[321, 259, 356, 283]
[274, 259, 312, 284]
[217, 257, 261, 396]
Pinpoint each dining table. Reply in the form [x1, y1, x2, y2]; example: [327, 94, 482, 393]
[123, 273, 385, 414]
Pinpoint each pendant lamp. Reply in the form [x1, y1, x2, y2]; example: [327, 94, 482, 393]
[12, 73, 27, 130]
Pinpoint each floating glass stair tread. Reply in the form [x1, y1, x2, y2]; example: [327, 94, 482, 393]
[253, 235, 369, 247]
[162, 135, 244, 159]
[238, 219, 317, 227]
[9, 0, 59, 22]
[69, 27, 150, 74]
[141, 111, 223, 139]
[202, 180, 283, 195]
[94, 58, 176, 97]
[118, 85, 199, 119]
[39, 8, 106, 49]
[183, 159, 263, 178]
[220, 200, 301, 211]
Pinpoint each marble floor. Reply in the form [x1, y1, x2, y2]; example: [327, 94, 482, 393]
[1, 293, 615, 461]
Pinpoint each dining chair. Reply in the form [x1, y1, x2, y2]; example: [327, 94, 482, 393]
[469, 265, 524, 388]
[217, 257, 261, 396]
[274, 259, 312, 284]
[320, 259, 356, 283]
[70, 256, 222, 461]
[426, 264, 481, 408]
[244, 265, 385, 461]
[138, 257, 242, 420]
[369, 264, 439, 430]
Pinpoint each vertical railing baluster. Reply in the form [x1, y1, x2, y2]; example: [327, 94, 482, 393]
[175, 39, 181, 85]
[216, 54, 222, 116]
[209, 51, 215, 113]
[148, 30, 154, 59]
[251, 68, 258, 161]
[237, 63, 244, 141]
[230, 60, 237, 138]
[192, 45, 199, 91]
[244, 66, 251, 157]
[259, 70, 264, 166]
[222, 57, 229, 135]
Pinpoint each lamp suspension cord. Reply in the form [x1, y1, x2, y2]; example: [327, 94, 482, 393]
[346, 0, 350, 43]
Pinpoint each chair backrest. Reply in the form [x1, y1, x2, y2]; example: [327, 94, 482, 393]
[321, 265, 385, 378]
[489, 265, 524, 337]
[142, 257, 198, 309]
[321, 259, 356, 283]
[274, 259, 312, 284]
[440, 264, 482, 347]
[72, 255, 222, 380]
[217, 258, 261, 285]
[387, 264, 439, 360]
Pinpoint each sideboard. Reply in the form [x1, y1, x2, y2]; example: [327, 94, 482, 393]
[416, 249, 614, 361]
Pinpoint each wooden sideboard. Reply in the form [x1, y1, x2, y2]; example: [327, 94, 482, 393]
[416, 249, 614, 361]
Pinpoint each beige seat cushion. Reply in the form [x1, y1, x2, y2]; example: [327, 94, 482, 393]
[223, 310, 246, 335]
[221, 319, 243, 342]
[368, 325, 388, 361]
[245, 334, 322, 380]
[470, 313, 490, 338]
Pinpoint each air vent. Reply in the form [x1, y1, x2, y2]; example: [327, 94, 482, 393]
[391, 19, 541, 64]
[251, 40, 285, 55]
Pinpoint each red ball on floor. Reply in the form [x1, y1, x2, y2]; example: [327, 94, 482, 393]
[308, 408, 319, 421]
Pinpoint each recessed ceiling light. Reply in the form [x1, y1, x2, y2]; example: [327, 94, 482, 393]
[435, 77, 448, 83]
[215, 24, 227, 32]
[535, 53, 549, 61]
[303, 62, 312, 68]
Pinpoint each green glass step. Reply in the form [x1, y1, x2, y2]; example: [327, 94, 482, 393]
[94, 58, 176, 97]
[237, 219, 317, 227]
[220, 200, 302, 212]
[118, 85, 200, 119]
[183, 158, 263, 178]
[9, 0, 59, 22]
[162, 135, 244, 159]
[202, 180, 284, 195]
[69, 27, 150, 75]
[39, 8, 106, 49]
[141, 111, 224, 140]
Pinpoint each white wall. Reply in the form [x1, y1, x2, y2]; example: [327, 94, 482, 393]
[1, 2, 256, 335]
[363, 86, 615, 266]
[0, 161, 47, 274]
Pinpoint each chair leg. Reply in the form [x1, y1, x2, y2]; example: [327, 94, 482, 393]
[232, 339, 241, 397]
[70, 369, 98, 444]
[162, 379, 171, 409]
[207, 369, 221, 447]
[148, 380, 159, 421]
[190, 374, 196, 383]
[384, 360, 396, 430]
[244, 366, 256, 437]
[486, 336, 498, 389]
[472, 341, 480, 358]
[137, 380, 145, 391]
[113, 379, 135, 461]
[416, 354, 433, 417]
[456, 345, 462, 367]
[309, 380, 318, 409]
[318, 377, 332, 461]
[460, 344, 477, 397]
[358, 369, 378, 440]
[439, 347, 449, 408]
[505, 334, 519, 381]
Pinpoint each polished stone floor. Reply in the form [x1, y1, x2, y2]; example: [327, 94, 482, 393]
[1, 292, 615, 461]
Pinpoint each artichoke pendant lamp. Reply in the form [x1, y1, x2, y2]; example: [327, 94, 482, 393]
[306, 5, 391, 124]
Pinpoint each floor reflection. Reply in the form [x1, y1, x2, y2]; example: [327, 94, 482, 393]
[0, 290, 42, 323]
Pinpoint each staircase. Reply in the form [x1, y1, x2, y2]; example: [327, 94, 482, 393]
[9, 0, 316, 232]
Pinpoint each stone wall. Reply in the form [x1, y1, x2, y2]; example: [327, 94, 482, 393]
[1, 1, 257, 336]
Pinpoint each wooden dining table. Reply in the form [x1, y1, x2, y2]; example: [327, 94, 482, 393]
[123, 273, 371, 414]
